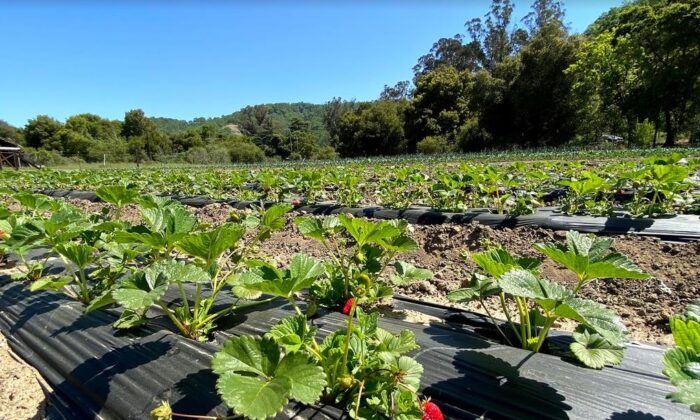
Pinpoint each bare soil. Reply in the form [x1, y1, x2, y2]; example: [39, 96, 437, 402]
[40, 200, 700, 344]
[0, 334, 46, 420]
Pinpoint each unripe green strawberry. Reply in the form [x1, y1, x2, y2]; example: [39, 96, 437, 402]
[357, 272, 372, 288]
[338, 375, 354, 389]
[229, 211, 242, 223]
[306, 302, 317, 317]
[353, 250, 366, 264]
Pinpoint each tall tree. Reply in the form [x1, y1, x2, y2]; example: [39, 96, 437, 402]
[614, 0, 700, 145]
[405, 66, 472, 150]
[413, 35, 482, 75]
[466, 0, 529, 72]
[507, 23, 579, 147]
[337, 101, 407, 157]
[121, 109, 156, 139]
[24, 115, 63, 149]
[322, 97, 356, 148]
[523, 0, 565, 34]
[570, 0, 700, 146]
[380, 81, 412, 101]
[66, 113, 121, 142]
[283, 117, 317, 159]
[238, 105, 271, 137]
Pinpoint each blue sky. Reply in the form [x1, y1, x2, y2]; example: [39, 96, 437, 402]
[0, 1, 623, 127]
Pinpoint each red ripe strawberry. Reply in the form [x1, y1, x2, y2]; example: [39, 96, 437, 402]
[292, 198, 301, 206]
[341, 298, 355, 315]
[422, 401, 443, 420]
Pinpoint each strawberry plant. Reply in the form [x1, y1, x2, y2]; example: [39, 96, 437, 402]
[662, 299, 700, 413]
[103, 203, 291, 339]
[211, 294, 427, 419]
[559, 171, 612, 215]
[294, 214, 432, 310]
[113, 197, 198, 257]
[449, 231, 649, 368]
[95, 185, 140, 220]
[3, 199, 93, 282]
[148, 217, 435, 419]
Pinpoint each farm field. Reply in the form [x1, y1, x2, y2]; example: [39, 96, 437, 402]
[4, 0, 700, 416]
[1, 149, 700, 419]
[3, 148, 700, 217]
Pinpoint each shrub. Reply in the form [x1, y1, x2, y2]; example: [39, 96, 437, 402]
[229, 141, 266, 163]
[313, 145, 337, 160]
[417, 136, 448, 154]
[633, 119, 654, 145]
[185, 146, 231, 165]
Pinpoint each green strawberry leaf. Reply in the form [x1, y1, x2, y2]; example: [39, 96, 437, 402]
[261, 204, 292, 231]
[112, 271, 169, 310]
[176, 223, 245, 266]
[375, 329, 419, 355]
[266, 315, 318, 352]
[390, 261, 433, 286]
[294, 216, 341, 241]
[664, 347, 700, 382]
[245, 254, 324, 298]
[85, 288, 117, 313]
[668, 380, 700, 413]
[585, 253, 649, 281]
[113, 309, 147, 329]
[95, 185, 139, 207]
[29, 276, 73, 292]
[686, 299, 700, 322]
[55, 243, 96, 269]
[216, 373, 291, 420]
[499, 269, 570, 303]
[226, 272, 263, 300]
[212, 336, 280, 378]
[448, 273, 500, 302]
[535, 231, 648, 283]
[471, 248, 543, 280]
[213, 336, 324, 419]
[570, 327, 623, 369]
[380, 235, 419, 253]
[274, 352, 326, 404]
[670, 317, 700, 353]
[147, 259, 211, 285]
[377, 354, 423, 393]
[555, 297, 626, 345]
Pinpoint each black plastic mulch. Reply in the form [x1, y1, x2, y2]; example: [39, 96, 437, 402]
[36, 189, 700, 242]
[0, 266, 689, 420]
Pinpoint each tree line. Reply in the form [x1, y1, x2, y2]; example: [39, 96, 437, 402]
[1, 0, 698, 165]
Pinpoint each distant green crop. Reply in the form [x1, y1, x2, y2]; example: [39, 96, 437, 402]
[1, 151, 698, 217]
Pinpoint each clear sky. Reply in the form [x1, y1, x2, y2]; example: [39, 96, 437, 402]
[0, 0, 624, 127]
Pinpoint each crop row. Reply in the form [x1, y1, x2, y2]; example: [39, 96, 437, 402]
[1, 188, 699, 417]
[2, 153, 700, 218]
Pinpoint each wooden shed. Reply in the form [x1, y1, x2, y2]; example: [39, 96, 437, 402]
[0, 138, 38, 169]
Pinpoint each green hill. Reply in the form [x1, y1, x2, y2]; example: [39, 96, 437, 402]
[150, 102, 329, 141]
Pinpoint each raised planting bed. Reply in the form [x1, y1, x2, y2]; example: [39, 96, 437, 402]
[1, 189, 698, 419]
[33, 188, 700, 242]
[0, 275, 690, 419]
